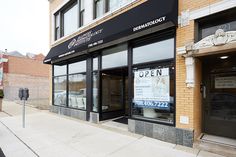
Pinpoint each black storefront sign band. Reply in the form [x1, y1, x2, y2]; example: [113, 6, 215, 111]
[44, 0, 178, 64]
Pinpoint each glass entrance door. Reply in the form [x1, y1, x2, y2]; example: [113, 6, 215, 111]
[202, 54, 236, 139]
[100, 68, 128, 120]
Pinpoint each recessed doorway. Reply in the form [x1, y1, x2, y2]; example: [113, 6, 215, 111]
[202, 53, 236, 139]
[100, 67, 128, 122]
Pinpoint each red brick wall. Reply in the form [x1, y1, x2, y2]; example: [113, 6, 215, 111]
[5, 55, 49, 77]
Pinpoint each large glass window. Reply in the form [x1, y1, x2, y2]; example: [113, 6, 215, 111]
[68, 74, 86, 109]
[133, 38, 174, 64]
[69, 60, 86, 74]
[132, 63, 175, 124]
[102, 44, 127, 69]
[93, 57, 99, 112]
[68, 60, 87, 110]
[55, 0, 86, 40]
[132, 37, 175, 124]
[54, 65, 67, 76]
[63, 3, 78, 36]
[54, 76, 67, 106]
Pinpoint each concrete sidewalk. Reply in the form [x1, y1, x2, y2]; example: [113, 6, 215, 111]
[0, 101, 226, 157]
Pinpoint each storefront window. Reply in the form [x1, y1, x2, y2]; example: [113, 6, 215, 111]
[132, 37, 175, 124]
[54, 76, 67, 106]
[93, 72, 99, 112]
[133, 38, 174, 64]
[68, 74, 86, 109]
[132, 64, 175, 124]
[68, 61, 87, 110]
[69, 60, 86, 74]
[54, 65, 67, 76]
[93, 57, 99, 112]
[102, 44, 127, 69]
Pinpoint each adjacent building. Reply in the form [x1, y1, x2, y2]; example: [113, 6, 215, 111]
[1, 52, 50, 107]
[45, 0, 236, 148]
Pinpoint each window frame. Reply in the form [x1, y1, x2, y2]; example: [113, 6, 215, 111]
[94, 0, 108, 19]
[128, 30, 176, 126]
[54, 12, 61, 41]
[54, 0, 85, 41]
[52, 64, 68, 107]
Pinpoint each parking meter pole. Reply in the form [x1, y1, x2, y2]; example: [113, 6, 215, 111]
[22, 99, 25, 128]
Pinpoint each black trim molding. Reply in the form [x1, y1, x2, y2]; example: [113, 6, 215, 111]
[44, 0, 178, 64]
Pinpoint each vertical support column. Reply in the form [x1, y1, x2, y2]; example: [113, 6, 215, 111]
[185, 57, 195, 88]
[86, 57, 93, 121]
[128, 43, 133, 118]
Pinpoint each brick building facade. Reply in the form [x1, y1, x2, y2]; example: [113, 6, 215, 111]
[45, 0, 236, 150]
[2, 54, 50, 104]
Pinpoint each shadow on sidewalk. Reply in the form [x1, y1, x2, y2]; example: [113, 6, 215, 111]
[0, 148, 6, 157]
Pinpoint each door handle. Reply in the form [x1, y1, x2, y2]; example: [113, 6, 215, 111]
[201, 84, 207, 99]
[203, 86, 206, 99]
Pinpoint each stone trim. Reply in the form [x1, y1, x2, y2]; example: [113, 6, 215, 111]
[178, 0, 236, 26]
[50, 105, 87, 121]
[193, 30, 236, 50]
[90, 112, 99, 124]
[128, 119, 194, 147]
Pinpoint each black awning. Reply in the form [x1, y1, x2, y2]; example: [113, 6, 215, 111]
[44, 0, 178, 64]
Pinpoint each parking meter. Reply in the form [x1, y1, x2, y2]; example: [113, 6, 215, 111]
[18, 88, 24, 100]
[23, 88, 29, 100]
[18, 88, 29, 128]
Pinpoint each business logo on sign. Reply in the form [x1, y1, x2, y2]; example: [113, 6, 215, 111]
[68, 29, 103, 50]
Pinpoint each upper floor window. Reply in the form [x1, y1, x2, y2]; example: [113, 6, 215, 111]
[95, 0, 106, 19]
[55, 13, 60, 40]
[79, 0, 85, 27]
[63, 3, 78, 36]
[94, 0, 132, 19]
[54, 0, 85, 41]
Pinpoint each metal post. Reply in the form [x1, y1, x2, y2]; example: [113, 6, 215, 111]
[22, 99, 25, 128]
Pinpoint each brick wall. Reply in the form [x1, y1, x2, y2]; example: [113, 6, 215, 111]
[5, 55, 49, 77]
[176, 0, 223, 138]
[3, 73, 49, 101]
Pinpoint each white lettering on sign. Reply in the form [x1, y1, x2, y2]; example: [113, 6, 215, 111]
[133, 16, 166, 32]
[215, 76, 236, 89]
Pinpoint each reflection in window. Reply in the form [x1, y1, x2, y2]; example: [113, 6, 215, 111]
[108, 0, 132, 11]
[102, 74, 124, 112]
[69, 60, 86, 74]
[79, 0, 85, 26]
[54, 65, 67, 76]
[102, 44, 127, 69]
[95, 0, 105, 18]
[68, 74, 86, 110]
[93, 72, 99, 112]
[55, 13, 60, 40]
[63, 3, 78, 36]
[54, 76, 67, 106]
[133, 38, 174, 64]
[132, 64, 175, 124]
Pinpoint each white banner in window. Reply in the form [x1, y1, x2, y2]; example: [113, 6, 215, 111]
[215, 76, 236, 89]
[134, 68, 170, 102]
